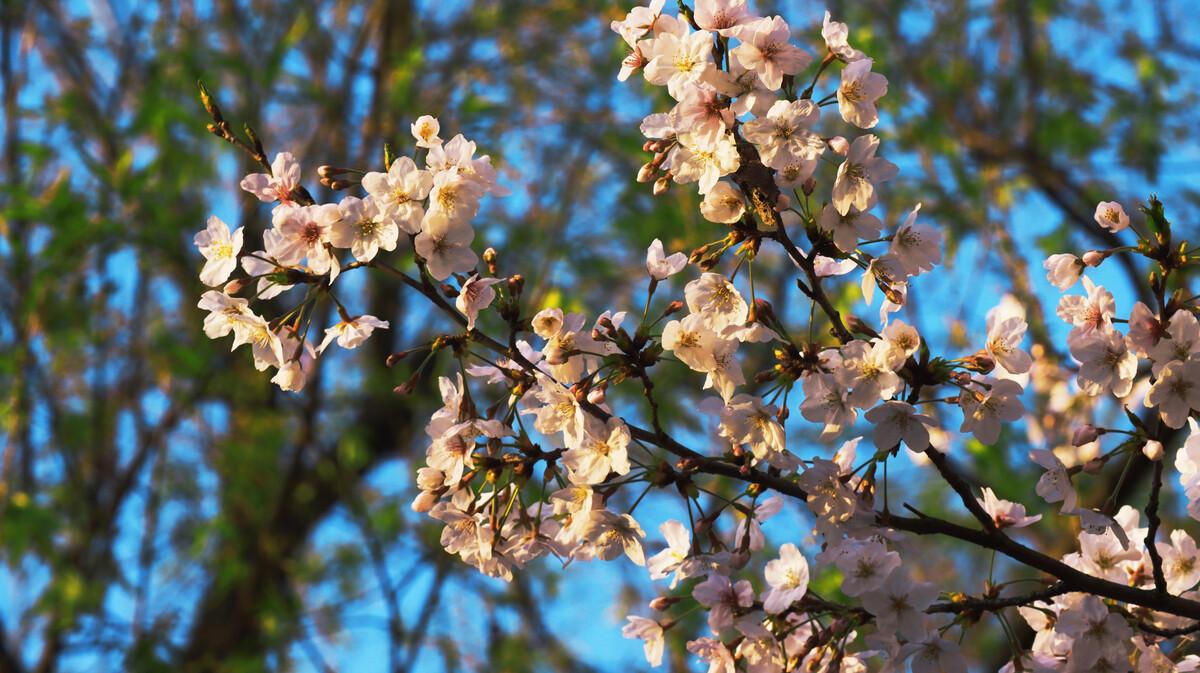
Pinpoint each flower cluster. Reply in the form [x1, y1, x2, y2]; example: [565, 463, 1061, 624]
[196, 116, 505, 391]
[192, 2, 1200, 671]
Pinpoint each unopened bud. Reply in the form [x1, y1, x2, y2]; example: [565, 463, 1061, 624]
[653, 175, 671, 196]
[1082, 458, 1105, 475]
[642, 140, 656, 153]
[411, 490, 437, 513]
[801, 177, 816, 196]
[393, 381, 416, 395]
[846, 314, 878, 338]
[1082, 250, 1108, 267]
[754, 298, 775, 321]
[508, 274, 524, 296]
[327, 178, 356, 191]
[223, 278, 247, 295]
[386, 349, 420, 367]
[1142, 440, 1164, 461]
[317, 165, 340, 178]
[483, 247, 498, 274]
[665, 300, 685, 317]
[587, 387, 607, 405]
[775, 194, 790, 210]
[1072, 424, 1101, 447]
[637, 162, 657, 183]
[828, 136, 849, 155]
[649, 596, 681, 611]
[962, 352, 995, 374]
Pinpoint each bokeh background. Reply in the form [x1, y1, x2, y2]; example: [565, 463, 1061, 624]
[2, 1, 1200, 671]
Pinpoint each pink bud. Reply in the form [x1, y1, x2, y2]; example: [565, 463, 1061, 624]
[411, 491, 437, 513]
[649, 596, 679, 611]
[775, 194, 790, 210]
[1072, 424, 1100, 446]
[636, 163, 656, 183]
[652, 176, 670, 196]
[1142, 440, 1164, 461]
[828, 136, 850, 155]
[1082, 250, 1107, 267]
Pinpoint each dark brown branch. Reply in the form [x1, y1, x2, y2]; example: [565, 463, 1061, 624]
[883, 512, 1200, 620]
[928, 582, 1068, 614]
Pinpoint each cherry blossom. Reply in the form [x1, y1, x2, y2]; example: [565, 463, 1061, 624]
[816, 203, 882, 253]
[1094, 200, 1130, 232]
[958, 378, 1024, 444]
[411, 115, 442, 148]
[644, 29, 717, 99]
[622, 616, 665, 667]
[889, 203, 942, 276]
[832, 134, 898, 215]
[332, 195, 397, 262]
[693, 573, 754, 632]
[240, 151, 301, 203]
[645, 238, 688, 278]
[414, 214, 477, 281]
[740, 99, 823, 170]
[318, 315, 389, 353]
[193, 215, 243, 287]
[865, 400, 934, 451]
[822, 11, 865, 62]
[730, 16, 810, 90]
[977, 487, 1041, 529]
[455, 274, 503, 330]
[837, 58, 888, 129]
[861, 570, 937, 640]
[762, 543, 809, 613]
[699, 182, 746, 223]
[1145, 358, 1200, 428]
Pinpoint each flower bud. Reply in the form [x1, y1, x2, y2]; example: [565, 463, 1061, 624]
[483, 247, 498, 274]
[411, 490, 437, 513]
[801, 177, 816, 196]
[393, 381, 416, 395]
[386, 349, 417, 367]
[846, 314, 879, 339]
[775, 194, 790, 210]
[1142, 439, 1164, 461]
[223, 278, 247, 295]
[649, 596, 681, 611]
[653, 175, 671, 196]
[637, 162, 657, 183]
[961, 352, 995, 374]
[587, 387, 607, 405]
[1082, 250, 1108, 267]
[665, 300, 685, 317]
[1082, 458, 1104, 474]
[828, 136, 849, 155]
[753, 298, 776, 325]
[642, 140, 656, 153]
[1072, 424, 1101, 447]
[508, 274, 524, 296]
